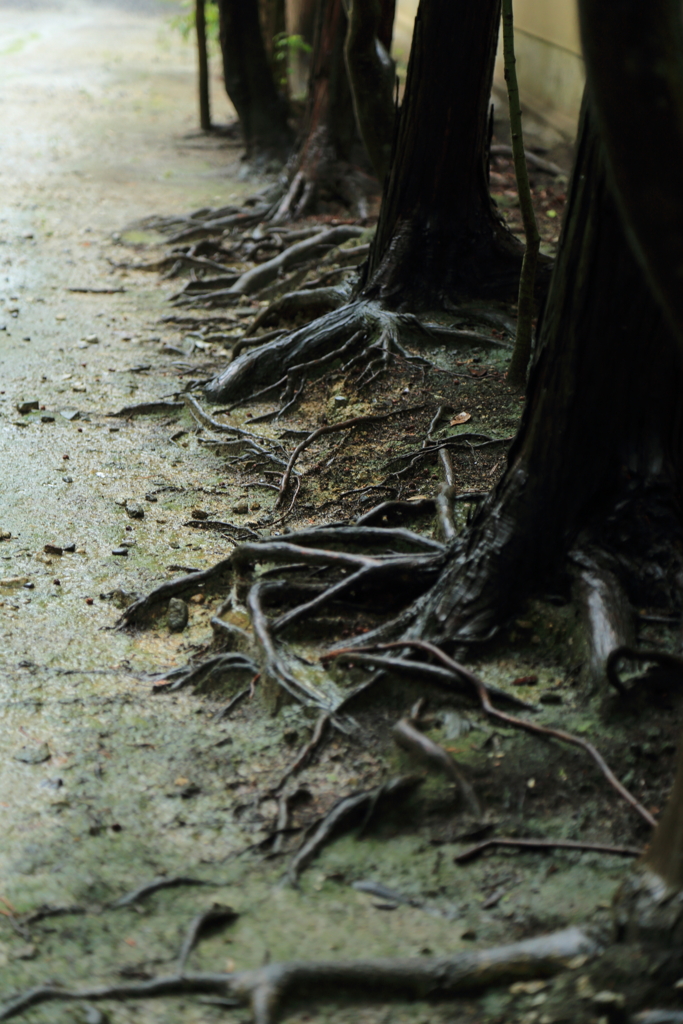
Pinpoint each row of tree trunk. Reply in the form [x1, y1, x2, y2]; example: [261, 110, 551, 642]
[206, 0, 683, 912]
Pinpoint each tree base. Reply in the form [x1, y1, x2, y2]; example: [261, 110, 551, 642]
[204, 298, 509, 405]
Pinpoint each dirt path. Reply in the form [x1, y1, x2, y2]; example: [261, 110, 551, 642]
[0, 5, 660, 1022]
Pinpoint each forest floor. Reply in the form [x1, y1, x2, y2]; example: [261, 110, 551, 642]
[1, 3, 681, 1024]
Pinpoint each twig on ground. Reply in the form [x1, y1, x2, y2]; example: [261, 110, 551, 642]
[454, 837, 643, 864]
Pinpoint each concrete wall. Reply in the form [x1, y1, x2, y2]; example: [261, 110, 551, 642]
[394, 0, 584, 138]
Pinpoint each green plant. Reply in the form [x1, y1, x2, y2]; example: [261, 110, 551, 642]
[163, 0, 220, 50]
[273, 32, 312, 87]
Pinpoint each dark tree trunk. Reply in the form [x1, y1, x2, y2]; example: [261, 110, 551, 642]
[218, 0, 293, 162]
[344, 0, 396, 183]
[259, 0, 288, 90]
[271, 0, 362, 221]
[359, 0, 528, 309]
[410, 100, 683, 645]
[377, 0, 396, 52]
[196, 0, 212, 131]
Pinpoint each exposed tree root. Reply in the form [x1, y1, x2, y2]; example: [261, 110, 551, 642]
[606, 647, 683, 699]
[454, 837, 643, 864]
[204, 299, 506, 404]
[572, 549, 636, 689]
[0, 927, 598, 1024]
[287, 774, 422, 886]
[392, 716, 482, 818]
[174, 226, 364, 307]
[326, 641, 657, 828]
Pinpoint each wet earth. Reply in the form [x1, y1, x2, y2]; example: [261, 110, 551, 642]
[1, 3, 682, 1024]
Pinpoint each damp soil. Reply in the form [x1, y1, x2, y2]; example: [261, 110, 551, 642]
[1, 4, 682, 1023]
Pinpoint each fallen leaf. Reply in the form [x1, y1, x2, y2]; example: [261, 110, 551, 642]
[450, 412, 471, 425]
[512, 674, 538, 686]
[469, 367, 488, 377]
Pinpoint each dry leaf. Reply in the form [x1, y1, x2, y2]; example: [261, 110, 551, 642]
[450, 412, 471, 425]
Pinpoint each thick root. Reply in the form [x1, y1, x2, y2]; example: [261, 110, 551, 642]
[0, 927, 597, 1024]
[205, 299, 506, 404]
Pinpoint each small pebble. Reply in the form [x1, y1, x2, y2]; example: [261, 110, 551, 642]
[63, 476, 73, 483]
[44, 544, 63, 556]
[112, 547, 128, 556]
[16, 400, 39, 414]
[232, 502, 249, 514]
[168, 597, 189, 632]
[191, 509, 209, 519]
[0, 530, 11, 541]
[125, 503, 144, 520]
[14, 742, 50, 764]
[60, 410, 80, 421]
[144, 493, 158, 502]
[85, 597, 93, 605]
[40, 415, 55, 423]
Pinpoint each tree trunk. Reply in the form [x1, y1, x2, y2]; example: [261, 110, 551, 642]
[344, 0, 396, 183]
[259, 0, 288, 91]
[377, 0, 396, 52]
[196, 0, 212, 131]
[409, 99, 683, 646]
[218, 0, 293, 162]
[285, 0, 317, 98]
[360, 0, 529, 309]
[271, 0, 362, 221]
[578, 0, 683, 350]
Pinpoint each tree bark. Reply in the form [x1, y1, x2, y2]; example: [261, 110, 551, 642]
[344, 0, 396, 183]
[259, 0, 288, 90]
[196, 0, 212, 131]
[271, 0, 361, 221]
[578, 0, 683, 350]
[218, 0, 293, 162]
[410, 100, 683, 645]
[360, 0, 529, 309]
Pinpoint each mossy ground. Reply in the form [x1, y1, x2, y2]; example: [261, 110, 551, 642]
[1, 4, 681, 1024]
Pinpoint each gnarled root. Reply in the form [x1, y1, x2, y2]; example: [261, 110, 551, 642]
[205, 299, 506, 404]
[0, 927, 597, 1024]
